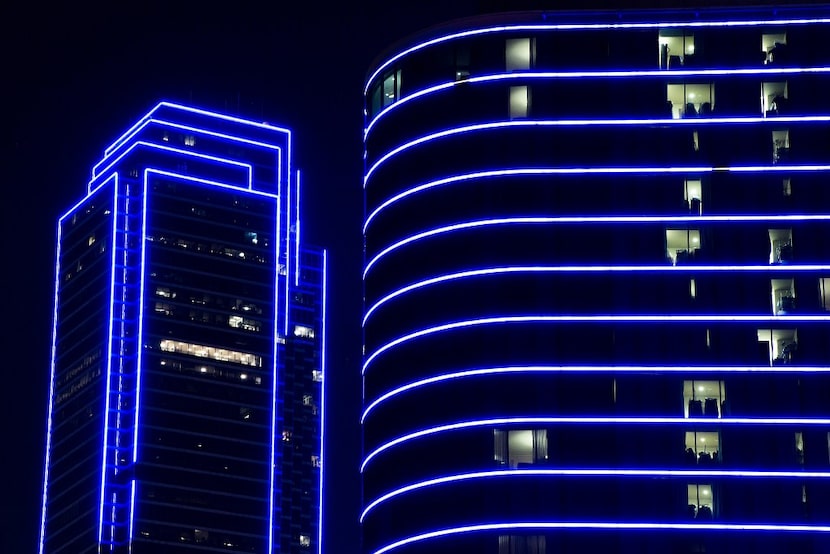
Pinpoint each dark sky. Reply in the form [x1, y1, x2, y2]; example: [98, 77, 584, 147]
[3, 1, 478, 552]
[4, 0, 811, 552]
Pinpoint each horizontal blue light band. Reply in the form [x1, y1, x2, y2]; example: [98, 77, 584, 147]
[364, 315, 830, 375]
[362, 365, 830, 423]
[365, 16, 830, 94]
[90, 140, 253, 193]
[362, 468, 830, 521]
[364, 117, 830, 185]
[364, 265, 830, 325]
[364, 165, 830, 232]
[93, 118, 283, 182]
[371, 521, 830, 554]
[103, 101, 290, 158]
[362, 416, 830, 472]
[366, 74, 830, 136]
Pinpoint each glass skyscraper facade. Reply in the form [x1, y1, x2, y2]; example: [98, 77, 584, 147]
[362, 7, 830, 554]
[40, 102, 325, 553]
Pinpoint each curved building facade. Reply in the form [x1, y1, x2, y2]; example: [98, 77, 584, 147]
[362, 8, 830, 554]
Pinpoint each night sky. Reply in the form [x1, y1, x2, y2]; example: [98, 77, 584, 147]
[4, 0, 805, 552]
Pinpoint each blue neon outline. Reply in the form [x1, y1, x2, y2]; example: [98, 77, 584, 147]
[361, 364, 830, 423]
[364, 16, 830, 94]
[364, 118, 830, 185]
[90, 141, 254, 193]
[362, 468, 830, 522]
[98, 174, 120, 546]
[366, 74, 830, 137]
[103, 102, 291, 159]
[364, 165, 830, 232]
[363, 215, 830, 279]
[295, 171, 301, 287]
[318, 250, 327, 554]
[362, 416, 830, 472]
[94, 118, 283, 187]
[363, 315, 830, 375]
[39, 190, 72, 553]
[371, 521, 830, 554]
[284, 169, 292, 335]
[364, 265, 830, 325]
[269, 182, 281, 554]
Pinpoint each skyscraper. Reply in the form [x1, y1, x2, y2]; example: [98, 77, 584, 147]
[40, 102, 325, 553]
[362, 7, 830, 554]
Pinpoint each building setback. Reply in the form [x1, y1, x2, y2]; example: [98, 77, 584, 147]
[362, 7, 830, 554]
[40, 102, 325, 553]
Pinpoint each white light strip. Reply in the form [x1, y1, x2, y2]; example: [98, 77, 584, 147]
[371, 521, 830, 554]
[364, 117, 830, 186]
[362, 468, 830, 521]
[364, 166, 830, 232]
[361, 364, 830, 423]
[365, 16, 830, 93]
[363, 265, 830, 325]
[364, 315, 830, 374]
[362, 416, 830, 472]
[366, 75, 830, 136]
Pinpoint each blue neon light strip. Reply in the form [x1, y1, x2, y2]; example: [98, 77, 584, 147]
[103, 102, 291, 159]
[90, 141, 254, 193]
[365, 16, 830, 94]
[362, 364, 830, 423]
[269, 181, 282, 554]
[364, 265, 830, 325]
[362, 468, 830, 521]
[371, 521, 830, 554]
[93, 118, 284, 182]
[364, 215, 830, 279]
[364, 166, 830, 232]
[318, 250, 327, 554]
[98, 174, 121, 546]
[364, 118, 830, 185]
[366, 74, 830, 136]
[362, 416, 830, 472]
[295, 171, 301, 287]
[364, 315, 830, 374]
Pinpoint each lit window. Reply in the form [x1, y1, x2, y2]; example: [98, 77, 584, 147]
[154, 302, 174, 316]
[665, 228, 701, 265]
[667, 83, 714, 118]
[228, 315, 261, 332]
[454, 44, 470, 80]
[299, 534, 311, 547]
[312, 370, 323, 382]
[658, 30, 695, 69]
[683, 380, 725, 418]
[795, 432, 804, 465]
[683, 178, 703, 214]
[294, 325, 315, 339]
[783, 178, 792, 197]
[762, 32, 787, 64]
[509, 86, 529, 119]
[684, 431, 720, 464]
[155, 287, 175, 298]
[772, 129, 790, 163]
[768, 228, 793, 264]
[311, 455, 322, 468]
[382, 69, 402, 108]
[303, 394, 313, 406]
[505, 38, 533, 71]
[687, 484, 715, 519]
[820, 278, 830, 311]
[494, 429, 547, 468]
[159, 339, 263, 367]
[87, 234, 96, 246]
[762, 81, 788, 116]
[282, 430, 292, 442]
[771, 278, 796, 315]
[184, 135, 195, 146]
[689, 278, 697, 299]
[756, 328, 798, 365]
